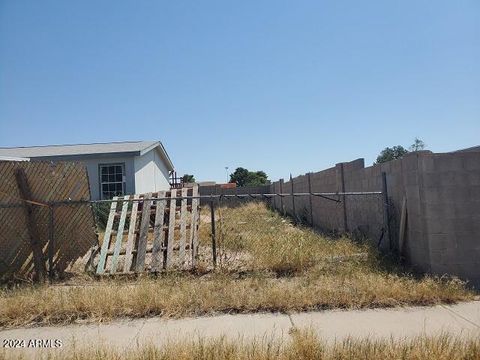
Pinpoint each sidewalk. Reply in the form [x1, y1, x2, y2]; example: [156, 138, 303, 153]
[1, 301, 479, 354]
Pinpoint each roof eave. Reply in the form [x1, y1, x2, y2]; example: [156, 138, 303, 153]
[30, 151, 142, 161]
[140, 142, 174, 171]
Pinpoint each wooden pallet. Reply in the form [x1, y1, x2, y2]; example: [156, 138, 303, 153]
[96, 186, 200, 275]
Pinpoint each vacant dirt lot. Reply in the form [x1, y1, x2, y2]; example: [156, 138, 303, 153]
[0, 202, 474, 329]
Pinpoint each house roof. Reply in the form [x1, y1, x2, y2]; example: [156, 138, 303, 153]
[0, 155, 30, 161]
[0, 141, 174, 170]
[453, 145, 480, 153]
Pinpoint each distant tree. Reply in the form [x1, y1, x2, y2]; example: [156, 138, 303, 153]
[375, 146, 409, 164]
[229, 167, 249, 186]
[229, 167, 269, 187]
[409, 137, 426, 152]
[375, 138, 427, 164]
[245, 170, 268, 186]
[181, 174, 195, 183]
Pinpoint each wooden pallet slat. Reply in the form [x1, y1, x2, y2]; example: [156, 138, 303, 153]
[108, 223, 192, 236]
[123, 194, 140, 273]
[135, 193, 152, 272]
[110, 195, 130, 273]
[112, 205, 193, 218]
[179, 188, 188, 266]
[96, 197, 118, 275]
[151, 191, 166, 271]
[190, 185, 199, 267]
[165, 189, 177, 269]
[88, 186, 201, 276]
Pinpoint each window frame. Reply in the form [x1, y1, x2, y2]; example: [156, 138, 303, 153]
[98, 162, 126, 200]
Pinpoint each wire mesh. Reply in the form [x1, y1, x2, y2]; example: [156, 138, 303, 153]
[0, 161, 97, 281]
[199, 192, 387, 272]
[0, 190, 388, 280]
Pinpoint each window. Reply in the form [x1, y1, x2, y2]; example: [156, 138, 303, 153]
[99, 163, 125, 199]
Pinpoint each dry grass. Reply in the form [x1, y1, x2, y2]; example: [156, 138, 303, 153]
[0, 202, 474, 328]
[2, 331, 480, 360]
[207, 202, 374, 274]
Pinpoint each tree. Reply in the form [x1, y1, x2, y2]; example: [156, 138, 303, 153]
[245, 170, 268, 186]
[181, 174, 195, 183]
[409, 137, 426, 152]
[229, 167, 269, 187]
[375, 138, 427, 164]
[375, 145, 409, 164]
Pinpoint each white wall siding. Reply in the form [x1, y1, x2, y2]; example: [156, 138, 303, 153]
[134, 149, 170, 194]
[153, 149, 171, 190]
[86, 156, 135, 200]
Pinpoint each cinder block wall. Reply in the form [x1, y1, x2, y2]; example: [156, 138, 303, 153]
[417, 152, 480, 285]
[270, 150, 480, 286]
[273, 167, 344, 232]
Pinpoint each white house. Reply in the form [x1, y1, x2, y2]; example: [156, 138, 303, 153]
[0, 141, 174, 200]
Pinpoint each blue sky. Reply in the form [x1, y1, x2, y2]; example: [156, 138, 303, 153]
[0, 1, 478, 182]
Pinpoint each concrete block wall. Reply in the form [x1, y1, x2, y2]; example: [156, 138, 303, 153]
[270, 150, 480, 286]
[311, 166, 344, 232]
[417, 152, 480, 285]
[343, 160, 384, 244]
[198, 184, 270, 206]
[272, 167, 345, 232]
[398, 152, 431, 272]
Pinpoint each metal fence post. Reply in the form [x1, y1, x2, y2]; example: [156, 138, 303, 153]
[210, 201, 217, 268]
[279, 179, 285, 216]
[271, 182, 275, 209]
[270, 183, 275, 209]
[290, 174, 296, 220]
[381, 172, 392, 251]
[339, 163, 348, 232]
[308, 172, 314, 226]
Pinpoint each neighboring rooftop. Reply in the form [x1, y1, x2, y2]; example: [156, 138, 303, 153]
[454, 145, 480, 153]
[0, 141, 174, 170]
[0, 155, 30, 161]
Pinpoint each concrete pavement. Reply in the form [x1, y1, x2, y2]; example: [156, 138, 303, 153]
[1, 301, 479, 355]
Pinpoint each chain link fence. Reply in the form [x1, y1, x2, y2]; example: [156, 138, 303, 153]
[0, 161, 97, 282]
[1, 189, 390, 281]
[197, 191, 388, 271]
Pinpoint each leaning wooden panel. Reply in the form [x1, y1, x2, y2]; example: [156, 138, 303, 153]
[190, 185, 199, 267]
[178, 188, 188, 266]
[96, 197, 118, 275]
[110, 196, 130, 273]
[53, 204, 91, 272]
[16, 167, 48, 281]
[123, 194, 140, 273]
[151, 192, 167, 272]
[135, 193, 152, 272]
[30, 162, 96, 272]
[165, 189, 177, 269]
[0, 207, 29, 277]
[0, 161, 97, 280]
[0, 162, 36, 277]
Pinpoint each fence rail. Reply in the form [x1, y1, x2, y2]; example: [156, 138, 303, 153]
[0, 191, 384, 208]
